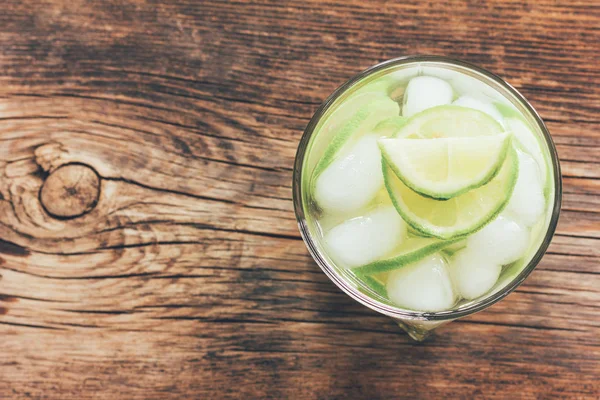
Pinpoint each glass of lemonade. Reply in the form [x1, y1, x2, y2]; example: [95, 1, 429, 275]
[293, 56, 561, 340]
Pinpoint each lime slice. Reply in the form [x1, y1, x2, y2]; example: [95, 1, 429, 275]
[355, 273, 388, 298]
[353, 69, 413, 101]
[379, 133, 512, 199]
[383, 145, 519, 239]
[371, 116, 408, 138]
[440, 240, 467, 257]
[354, 77, 402, 99]
[493, 101, 523, 120]
[353, 237, 462, 275]
[312, 94, 399, 179]
[392, 105, 504, 139]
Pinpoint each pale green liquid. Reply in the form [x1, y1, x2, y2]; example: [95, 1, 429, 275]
[303, 64, 555, 311]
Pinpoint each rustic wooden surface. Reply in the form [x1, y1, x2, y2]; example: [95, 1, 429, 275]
[0, 1, 598, 398]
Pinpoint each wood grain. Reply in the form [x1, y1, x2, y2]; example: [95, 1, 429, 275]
[0, 0, 599, 398]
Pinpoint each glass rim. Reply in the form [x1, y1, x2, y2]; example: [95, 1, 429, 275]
[292, 55, 562, 322]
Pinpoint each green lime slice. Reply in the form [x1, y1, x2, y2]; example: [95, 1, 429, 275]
[353, 237, 462, 275]
[379, 133, 511, 199]
[354, 78, 402, 98]
[440, 240, 467, 257]
[353, 70, 413, 101]
[373, 116, 408, 137]
[355, 273, 388, 298]
[493, 101, 523, 120]
[312, 94, 399, 179]
[383, 145, 519, 239]
[392, 105, 504, 138]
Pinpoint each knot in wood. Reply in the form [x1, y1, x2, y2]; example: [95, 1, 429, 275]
[39, 164, 100, 219]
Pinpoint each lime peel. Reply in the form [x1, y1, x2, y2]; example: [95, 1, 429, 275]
[379, 133, 512, 199]
[354, 237, 463, 275]
[383, 145, 519, 240]
[355, 273, 388, 298]
[312, 95, 399, 179]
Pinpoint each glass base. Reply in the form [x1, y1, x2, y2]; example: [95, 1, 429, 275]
[395, 319, 452, 341]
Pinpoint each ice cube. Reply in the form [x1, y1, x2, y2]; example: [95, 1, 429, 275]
[325, 207, 406, 268]
[505, 150, 545, 227]
[402, 76, 454, 117]
[467, 215, 529, 265]
[314, 135, 383, 213]
[420, 66, 509, 106]
[505, 118, 547, 183]
[452, 95, 503, 124]
[449, 248, 502, 300]
[386, 253, 456, 312]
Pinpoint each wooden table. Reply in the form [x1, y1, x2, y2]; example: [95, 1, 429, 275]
[1, 1, 598, 398]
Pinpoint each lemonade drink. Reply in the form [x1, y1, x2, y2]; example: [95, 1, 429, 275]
[297, 59, 559, 314]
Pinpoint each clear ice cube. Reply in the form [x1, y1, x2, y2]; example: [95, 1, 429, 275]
[386, 253, 456, 312]
[325, 207, 406, 268]
[402, 76, 453, 117]
[467, 215, 529, 265]
[505, 118, 547, 184]
[452, 95, 503, 124]
[505, 150, 545, 227]
[420, 66, 510, 107]
[449, 248, 502, 300]
[314, 135, 383, 213]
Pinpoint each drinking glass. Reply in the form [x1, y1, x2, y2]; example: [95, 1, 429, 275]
[292, 55, 562, 341]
